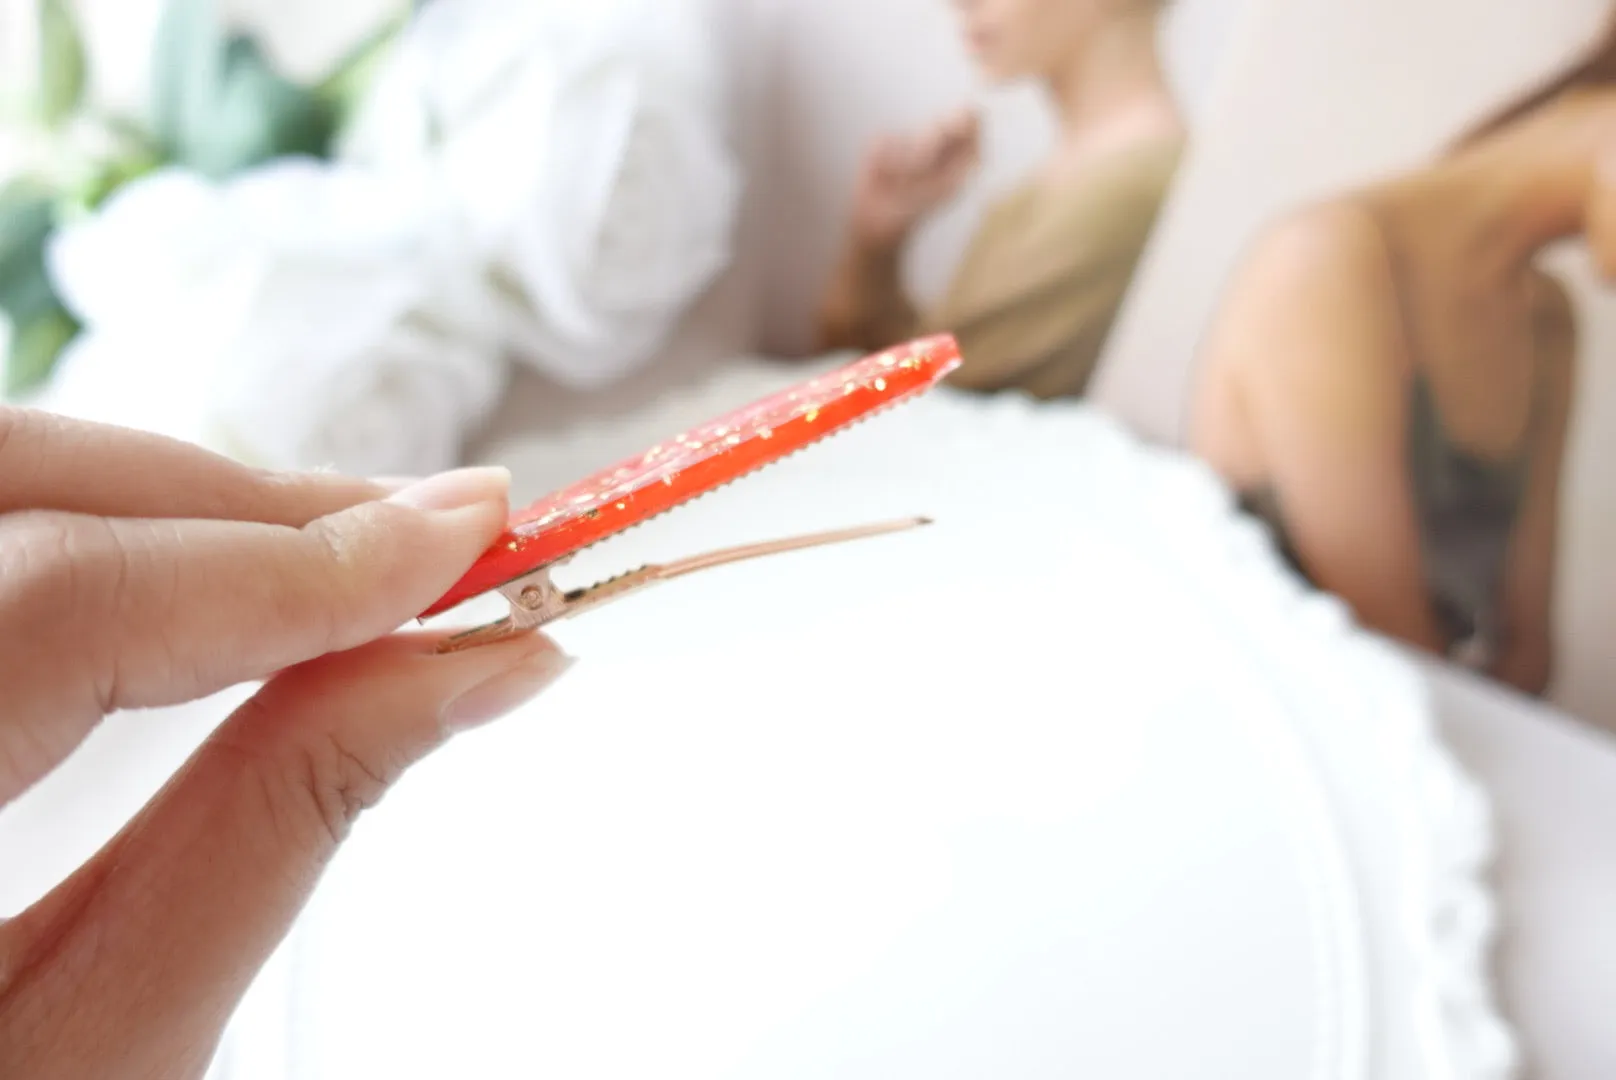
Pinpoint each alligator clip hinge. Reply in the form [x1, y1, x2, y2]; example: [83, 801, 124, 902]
[436, 516, 932, 653]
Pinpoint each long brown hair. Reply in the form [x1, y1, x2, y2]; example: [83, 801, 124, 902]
[1455, 12, 1616, 146]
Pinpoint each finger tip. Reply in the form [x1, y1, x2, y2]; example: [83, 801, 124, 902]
[385, 467, 512, 514]
[441, 636, 576, 732]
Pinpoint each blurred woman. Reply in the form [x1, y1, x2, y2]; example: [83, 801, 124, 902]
[817, 0, 1184, 398]
[1190, 24, 1616, 695]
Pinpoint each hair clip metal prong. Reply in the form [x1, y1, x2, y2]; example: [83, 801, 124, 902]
[437, 516, 932, 653]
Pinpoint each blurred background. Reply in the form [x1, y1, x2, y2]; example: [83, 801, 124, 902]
[3, 4, 1616, 1077]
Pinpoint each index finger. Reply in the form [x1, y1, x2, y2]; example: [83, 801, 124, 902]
[0, 469, 510, 804]
[0, 406, 389, 524]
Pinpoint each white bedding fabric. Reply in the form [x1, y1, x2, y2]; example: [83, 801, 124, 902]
[28, 0, 740, 479]
[341, 0, 741, 391]
[202, 364, 1513, 1079]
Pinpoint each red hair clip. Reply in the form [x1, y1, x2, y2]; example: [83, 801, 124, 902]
[424, 335, 962, 651]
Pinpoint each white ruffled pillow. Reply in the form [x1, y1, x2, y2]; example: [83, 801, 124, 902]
[212, 378, 1516, 1080]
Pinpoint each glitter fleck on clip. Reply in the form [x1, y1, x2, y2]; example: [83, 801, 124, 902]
[419, 335, 962, 620]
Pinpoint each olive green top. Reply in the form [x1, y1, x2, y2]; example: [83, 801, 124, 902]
[925, 136, 1183, 399]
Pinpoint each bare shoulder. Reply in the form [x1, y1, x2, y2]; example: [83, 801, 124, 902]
[1193, 197, 1410, 470]
[1208, 197, 1408, 399]
[1245, 198, 1395, 282]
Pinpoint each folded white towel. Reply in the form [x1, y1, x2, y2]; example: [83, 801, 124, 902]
[213, 316, 507, 479]
[42, 160, 510, 475]
[342, 0, 741, 390]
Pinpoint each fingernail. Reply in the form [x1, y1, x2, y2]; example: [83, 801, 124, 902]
[369, 476, 421, 493]
[444, 646, 575, 731]
[386, 467, 510, 513]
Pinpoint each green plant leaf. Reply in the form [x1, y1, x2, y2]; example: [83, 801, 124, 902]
[0, 181, 58, 315]
[0, 176, 55, 227]
[314, 11, 408, 129]
[179, 36, 333, 176]
[212, 35, 334, 169]
[3, 302, 77, 396]
[64, 144, 164, 216]
[152, 1, 339, 177]
[100, 112, 164, 157]
[0, 182, 77, 397]
[151, 0, 226, 163]
[37, 0, 88, 128]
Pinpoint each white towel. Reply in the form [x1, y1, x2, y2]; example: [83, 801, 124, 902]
[42, 160, 510, 475]
[341, 0, 741, 390]
[38, 0, 739, 469]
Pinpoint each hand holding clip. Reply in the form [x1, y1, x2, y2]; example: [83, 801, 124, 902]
[0, 409, 572, 1077]
[0, 337, 957, 1075]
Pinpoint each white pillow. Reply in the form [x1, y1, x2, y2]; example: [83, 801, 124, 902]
[216, 373, 1514, 1079]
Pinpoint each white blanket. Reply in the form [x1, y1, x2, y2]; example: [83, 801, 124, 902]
[342, 0, 741, 391]
[31, 0, 741, 478]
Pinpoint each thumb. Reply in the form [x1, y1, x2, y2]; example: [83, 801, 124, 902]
[1, 465, 517, 807]
[0, 631, 572, 1079]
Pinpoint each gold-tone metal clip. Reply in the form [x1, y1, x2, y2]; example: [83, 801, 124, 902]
[437, 516, 932, 653]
